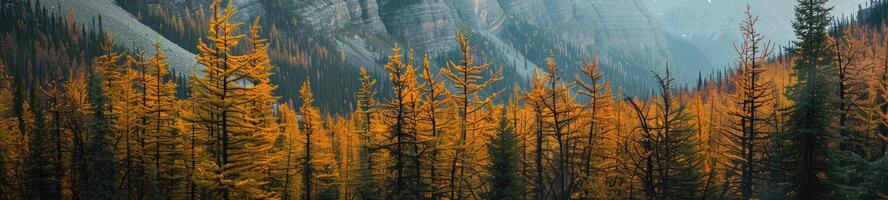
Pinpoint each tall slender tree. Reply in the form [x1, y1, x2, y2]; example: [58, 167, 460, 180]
[86, 72, 118, 200]
[241, 17, 281, 199]
[187, 0, 273, 198]
[418, 55, 450, 200]
[774, 0, 841, 198]
[534, 53, 581, 199]
[526, 73, 548, 200]
[354, 67, 381, 200]
[723, 6, 773, 200]
[298, 80, 339, 200]
[24, 89, 61, 200]
[440, 27, 501, 200]
[134, 41, 183, 197]
[380, 45, 423, 199]
[484, 111, 524, 200]
[575, 56, 616, 198]
[653, 67, 704, 200]
[276, 103, 302, 200]
[382, 45, 421, 199]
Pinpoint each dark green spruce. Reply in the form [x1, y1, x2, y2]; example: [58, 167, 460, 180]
[24, 89, 61, 200]
[86, 73, 118, 200]
[484, 111, 524, 200]
[773, 0, 844, 199]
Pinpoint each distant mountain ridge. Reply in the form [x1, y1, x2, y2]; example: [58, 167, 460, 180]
[45, 0, 715, 111]
[641, 0, 869, 70]
[159, 0, 710, 92]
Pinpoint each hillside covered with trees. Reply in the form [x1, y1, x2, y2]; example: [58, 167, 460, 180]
[0, 0, 887, 199]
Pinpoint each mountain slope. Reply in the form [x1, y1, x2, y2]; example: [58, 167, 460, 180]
[42, 0, 197, 73]
[166, 0, 707, 92]
[71, 0, 714, 111]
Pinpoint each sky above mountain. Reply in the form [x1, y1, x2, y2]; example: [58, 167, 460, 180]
[639, 0, 870, 69]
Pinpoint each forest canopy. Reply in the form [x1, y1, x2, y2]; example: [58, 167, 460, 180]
[0, 0, 887, 200]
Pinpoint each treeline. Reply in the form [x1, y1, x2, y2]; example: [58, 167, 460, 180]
[0, 0, 110, 87]
[115, 0, 366, 114]
[1, 0, 888, 200]
[115, 0, 208, 54]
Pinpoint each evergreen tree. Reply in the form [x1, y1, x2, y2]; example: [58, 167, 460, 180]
[861, 154, 888, 199]
[723, 6, 773, 200]
[86, 72, 119, 200]
[653, 67, 705, 200]
[484, 111, 524, 200]
[354, 67, 381, 200]
[774, 0, 841, 198]
[24, 92, 60, 200]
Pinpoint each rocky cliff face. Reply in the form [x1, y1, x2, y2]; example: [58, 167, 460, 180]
[111, 0, 707, 100]
[229, 0, 693, 86]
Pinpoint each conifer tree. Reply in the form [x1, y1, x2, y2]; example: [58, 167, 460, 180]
[187, 0, 272, 198]
[418, 55, 450, 200]
[112, 57, 144, 200]
[380, 45, 423, 199]
[98, 41, 140, 198]
[535, 53, 581, 199]
[24, 92, 60, 200]
[440, 27, 501, 199]
[354, 67, 381, 200]
[861, 154, 888, 199]
[86, 72, 119, 200]
[723, 7, 773, 200]
[526, 73, 548, 200]
[94, 42, 126, 103]
[652, 67, 704, 200]
[241, 17, 280, 198]
[274, 103, 302, 200]
[484, 111, 524, 200]
[132, 41, 183, 198]
[298, 80, 338, 200]
[774, 0, 841, 198]
[0, 64, 13, 199]
[833, 27, 868, 155]
[575, 56, 616, 198]
[55, 72, 93, 199]
[177, 96, 209, 200]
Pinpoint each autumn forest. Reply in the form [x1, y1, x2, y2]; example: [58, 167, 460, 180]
[1, 0, 888, 199]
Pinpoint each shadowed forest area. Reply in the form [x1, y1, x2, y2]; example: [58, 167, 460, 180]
[1, 0, 888, 199]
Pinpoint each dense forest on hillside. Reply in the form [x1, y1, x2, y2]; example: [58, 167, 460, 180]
[1, 0, 888, 199]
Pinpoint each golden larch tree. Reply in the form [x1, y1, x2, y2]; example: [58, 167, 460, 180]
[440, 28, 501, 200]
